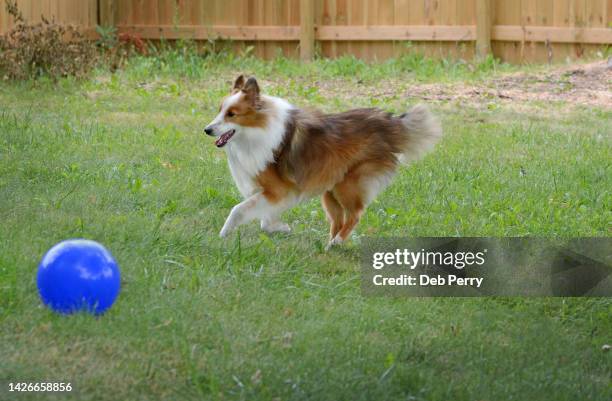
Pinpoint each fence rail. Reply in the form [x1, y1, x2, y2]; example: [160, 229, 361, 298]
[1, 1, 611, 63]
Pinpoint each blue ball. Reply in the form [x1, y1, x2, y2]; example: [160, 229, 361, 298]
[37, 239, 121, 315]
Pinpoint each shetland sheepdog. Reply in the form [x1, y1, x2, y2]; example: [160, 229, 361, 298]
[204, 75, 442, 249]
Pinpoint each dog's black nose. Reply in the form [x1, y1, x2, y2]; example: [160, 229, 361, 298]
[204, 127, 213, 136]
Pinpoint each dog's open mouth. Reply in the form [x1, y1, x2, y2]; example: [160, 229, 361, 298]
[215, 129, 235, 148]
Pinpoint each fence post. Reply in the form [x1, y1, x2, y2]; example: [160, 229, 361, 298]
[98, 0, 116, 27]
[476, 0, 492, 59]
[300, 0, 315, 61]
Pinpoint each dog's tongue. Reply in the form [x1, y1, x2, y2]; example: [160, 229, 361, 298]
[215, 130, 235, 147]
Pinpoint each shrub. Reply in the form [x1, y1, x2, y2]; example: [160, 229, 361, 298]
[96, 25, 148, 72]
[0, 0, 98, 80]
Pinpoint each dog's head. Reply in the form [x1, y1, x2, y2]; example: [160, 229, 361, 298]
[204, 75, 266, 148]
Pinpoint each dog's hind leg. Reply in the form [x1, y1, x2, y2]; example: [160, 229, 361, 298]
[326, 163, 396, 250]
[326, 177, 364, 250]
[322, 191, 344, 240]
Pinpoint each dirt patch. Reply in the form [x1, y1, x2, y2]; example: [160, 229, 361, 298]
[480, 61, 611, 108]
[315, 60, 612, 111]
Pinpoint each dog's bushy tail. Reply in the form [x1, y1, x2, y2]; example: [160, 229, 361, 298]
[398, 104, 442, 163]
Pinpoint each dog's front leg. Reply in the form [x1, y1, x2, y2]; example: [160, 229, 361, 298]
[220, 192, 284, 238]
[220, 194, 259, 237]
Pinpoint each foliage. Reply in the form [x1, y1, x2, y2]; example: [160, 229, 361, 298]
[114, 38, 517, 83]
[95, 25, 118, 51]
[95, 24, 148, 72]
[0, 0, 98, 80]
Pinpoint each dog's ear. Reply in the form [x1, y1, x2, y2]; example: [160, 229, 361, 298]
[243, 77, 261, 107]
[232, 75, 245, 92]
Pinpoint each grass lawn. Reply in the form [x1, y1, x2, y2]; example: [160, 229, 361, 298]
[1, 51, 611, 400]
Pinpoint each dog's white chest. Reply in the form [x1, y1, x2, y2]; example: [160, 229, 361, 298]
[225, 132, 280, 198]
[226, 149, 260, 198]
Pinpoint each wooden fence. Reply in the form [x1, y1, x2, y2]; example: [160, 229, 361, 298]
[1, 1, 611, 63]
[0, 0, 98, 32]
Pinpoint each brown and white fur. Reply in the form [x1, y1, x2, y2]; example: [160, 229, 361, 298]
[204, 75, 442, 250]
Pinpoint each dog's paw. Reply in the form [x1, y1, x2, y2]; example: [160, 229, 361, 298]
[324, 235, 344, 251]
[219, 226, 232, 238]
[262, 221, 291, 234]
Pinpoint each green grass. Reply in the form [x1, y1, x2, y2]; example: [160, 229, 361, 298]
[1, 51, 611, 400]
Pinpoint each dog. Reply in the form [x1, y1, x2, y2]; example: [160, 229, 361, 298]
[204, 75, 442, 249]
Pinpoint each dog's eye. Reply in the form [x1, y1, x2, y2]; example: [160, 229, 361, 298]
[227, 111, 235, 118]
